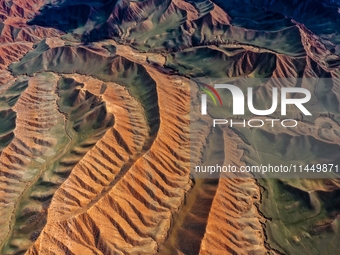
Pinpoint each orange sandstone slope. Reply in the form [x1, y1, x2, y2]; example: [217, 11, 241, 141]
[0, 1, 284, 255]
[25, 55, 194, 255]
[0, 40, 268, 254]
[3, 0, 340, 254]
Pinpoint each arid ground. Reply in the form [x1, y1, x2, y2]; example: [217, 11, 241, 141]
[1, 0, 340, 254]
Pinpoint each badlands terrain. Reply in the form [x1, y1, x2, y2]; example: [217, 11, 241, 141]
[1, 0, 340, 254]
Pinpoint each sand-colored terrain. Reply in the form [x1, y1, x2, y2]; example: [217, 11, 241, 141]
[1, 0, 340, 255]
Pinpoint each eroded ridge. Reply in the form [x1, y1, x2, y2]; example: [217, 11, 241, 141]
[0, 72, 117, 254]
[26, 65, 192, 255]
[48, 73, 151, 219]
[2, 0, 340, 254]
[200, 128, 267, 255]
[0, 73, 63, 247]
